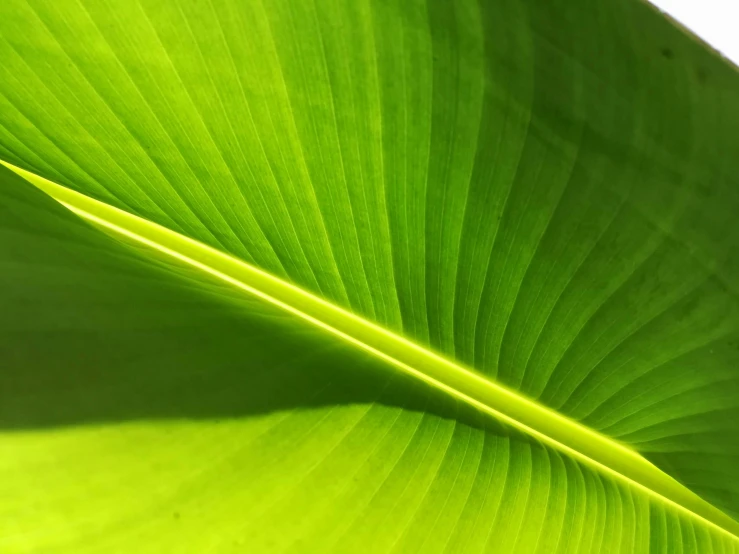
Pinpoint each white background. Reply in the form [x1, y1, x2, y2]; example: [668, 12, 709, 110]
[650, 0, 739, 64]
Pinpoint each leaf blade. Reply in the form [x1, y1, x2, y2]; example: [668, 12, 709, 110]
[6, 160, 738, 540]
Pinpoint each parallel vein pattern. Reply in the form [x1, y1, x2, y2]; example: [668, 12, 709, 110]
[6, 159, 737, 540]
[1, 0, 739, 550]
[1, 171, 737, 552]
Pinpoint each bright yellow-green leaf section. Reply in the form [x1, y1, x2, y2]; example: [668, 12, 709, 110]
[6, 160, 737, 541]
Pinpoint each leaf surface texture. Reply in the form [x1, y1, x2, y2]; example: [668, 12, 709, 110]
[1, 0, 739, 551]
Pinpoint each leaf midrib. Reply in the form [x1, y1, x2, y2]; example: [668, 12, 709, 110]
[4, 159, 738, 541]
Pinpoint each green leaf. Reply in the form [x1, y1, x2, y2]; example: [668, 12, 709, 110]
[1, 0, 738, 552]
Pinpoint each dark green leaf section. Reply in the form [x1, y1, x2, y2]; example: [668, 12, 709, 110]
[1, 162, 736, 553]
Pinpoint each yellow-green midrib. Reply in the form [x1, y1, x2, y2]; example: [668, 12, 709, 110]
[3, 159, 738, 542]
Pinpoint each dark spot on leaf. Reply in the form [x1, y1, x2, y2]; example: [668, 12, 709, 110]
[174, 512, 181, 519]
[661, 47, 674, 60]
[697, 67, 708, 84]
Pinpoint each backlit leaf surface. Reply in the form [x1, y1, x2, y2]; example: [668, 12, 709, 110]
[1, 0, 738, 552]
